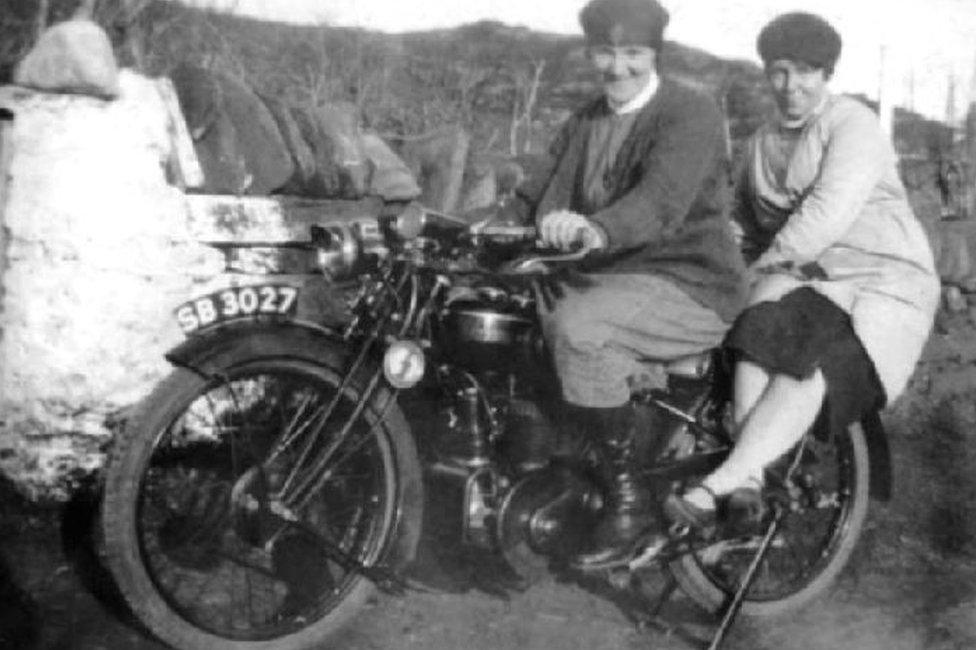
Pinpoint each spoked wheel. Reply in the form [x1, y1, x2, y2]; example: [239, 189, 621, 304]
[101, 332, 422, 650]
[670, 421, 870, 616]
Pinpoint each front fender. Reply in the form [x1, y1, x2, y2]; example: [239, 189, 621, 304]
[165, 319, 346, 377]
[161, 318, 423, 574]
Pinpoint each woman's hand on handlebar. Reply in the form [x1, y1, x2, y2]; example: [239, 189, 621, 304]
[537, 210, 606, 252]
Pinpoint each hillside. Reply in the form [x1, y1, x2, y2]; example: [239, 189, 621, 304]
[0, 1, 774, 156]
[0, 0, 957, 219]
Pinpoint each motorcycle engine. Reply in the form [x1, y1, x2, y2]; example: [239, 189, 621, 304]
[428, 283, 600, 576]
[433, 283, 559, 474]
[436, 285, 542, 373]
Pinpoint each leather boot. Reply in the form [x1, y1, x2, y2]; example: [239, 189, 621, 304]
[574, 405, 655, 568]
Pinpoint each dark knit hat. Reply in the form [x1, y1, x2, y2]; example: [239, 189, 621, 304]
[757, 12, 842, 74]
[579, 0, 670, 49]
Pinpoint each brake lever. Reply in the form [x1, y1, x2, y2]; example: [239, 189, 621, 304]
[508, 245, 594, 274]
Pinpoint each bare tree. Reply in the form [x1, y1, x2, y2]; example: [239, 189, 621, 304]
[509, 58, 545, 155]
[292, 34, 334, 109]
[453, 62, 495, 124]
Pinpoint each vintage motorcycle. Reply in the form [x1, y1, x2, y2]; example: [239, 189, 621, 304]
[99, 204, 892, 650]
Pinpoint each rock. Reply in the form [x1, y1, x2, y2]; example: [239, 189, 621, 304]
[216, 72, 294, 195]
[361, 132, 420, 201]
[262, 95, 316, 194]
[14, 19, 119, 99]
[944, 285, 968, 313]
[168, 63, 219, 140]
[316, 103, 371, 199]
[289, 102, 372, 200]
[191, 108, 252, 194]
[170, 64, 249, 194]
[290, 105, 343, 197]
[170, 64, 294, 195]
[400, 126, 470, 213]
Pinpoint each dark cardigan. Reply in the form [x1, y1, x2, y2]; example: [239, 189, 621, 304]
[519, 78, 748, 323]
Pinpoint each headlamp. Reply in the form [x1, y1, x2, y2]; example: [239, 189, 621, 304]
[382, 340, 426, 389]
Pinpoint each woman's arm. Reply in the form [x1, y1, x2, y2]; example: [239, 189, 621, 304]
[587, 91, 727, 252]
[730, 145, 768, 265]
[753, 102, 890, 268]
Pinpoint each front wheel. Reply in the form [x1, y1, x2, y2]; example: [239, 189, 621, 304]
[669, 421, 870, 617]
[100, 332, 423, 650]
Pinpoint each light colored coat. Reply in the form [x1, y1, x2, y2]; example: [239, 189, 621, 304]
[735, 94, 940, 401]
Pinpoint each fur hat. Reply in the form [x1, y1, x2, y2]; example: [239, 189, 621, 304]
[757, 12, 842, 75]
[579, 0, 670, 50]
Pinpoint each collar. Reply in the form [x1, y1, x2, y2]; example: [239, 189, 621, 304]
[607, 73, 660, 115]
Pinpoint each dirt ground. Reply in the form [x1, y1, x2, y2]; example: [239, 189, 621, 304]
[3, 310, 976, 650]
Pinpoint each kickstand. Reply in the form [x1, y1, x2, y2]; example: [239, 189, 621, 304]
[707, 434, 809, 650]
[706, 503, 785, 650]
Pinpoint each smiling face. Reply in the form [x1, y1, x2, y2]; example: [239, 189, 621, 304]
[766, 59, 829, 122]
[587, 45, 657, 106]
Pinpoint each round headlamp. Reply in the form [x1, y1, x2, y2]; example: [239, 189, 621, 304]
[382, 340, 426, 389]
[312, 223, 360, 279]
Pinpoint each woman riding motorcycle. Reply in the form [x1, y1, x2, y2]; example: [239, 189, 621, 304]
[512, 0, 748, 566]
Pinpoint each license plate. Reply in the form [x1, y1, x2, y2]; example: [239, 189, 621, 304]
[174, 284, 299, 334]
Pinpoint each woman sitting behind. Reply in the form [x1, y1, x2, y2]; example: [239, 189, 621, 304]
[666, 11, 940, 525]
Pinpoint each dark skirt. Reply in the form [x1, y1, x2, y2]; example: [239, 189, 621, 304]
[725, 287, 884, 434]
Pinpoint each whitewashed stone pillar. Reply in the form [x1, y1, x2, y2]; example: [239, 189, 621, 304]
[0, 72, 222, 500]
[0, 71, 388, 501]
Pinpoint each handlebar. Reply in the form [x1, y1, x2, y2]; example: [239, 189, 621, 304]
[416, 205, 598, 275]
[303, 204, 600, 279]
[502, 243, 596, 275]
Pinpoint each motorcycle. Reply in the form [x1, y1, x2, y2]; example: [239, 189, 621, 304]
[99, 203, 892, 650]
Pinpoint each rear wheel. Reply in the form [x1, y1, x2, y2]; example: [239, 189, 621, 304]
[669, 421, 870, 616]
[101, 333, 422, 650]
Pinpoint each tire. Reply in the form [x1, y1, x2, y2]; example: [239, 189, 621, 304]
[670, 421, 870, 617]
[101, 331, 423, 650]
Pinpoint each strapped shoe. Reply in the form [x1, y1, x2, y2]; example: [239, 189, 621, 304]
[724, 479, 767, 535]
[665, 480, 769, 539]
[663, 484, 718, 538]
